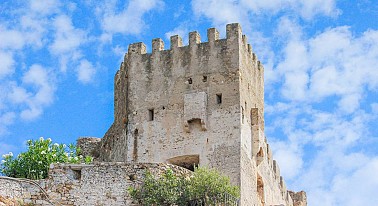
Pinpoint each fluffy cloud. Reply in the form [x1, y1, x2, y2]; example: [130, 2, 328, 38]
[275, 23, 378, 114]
[0, 112, 15, 136]
[49, 14, 88, 72]
[19, 64, 55, 120]
[0, 52, 15, 78]
[192, 0, 339, 31]
[77, 59, 96, 84]
[100, 0, 164, 36]
[29, 0, 60, 15]
[266, 101, 375, 205]
[192, 0, 250, 30]
[50, 15, 86, 55]
[165, 24, 190, 45]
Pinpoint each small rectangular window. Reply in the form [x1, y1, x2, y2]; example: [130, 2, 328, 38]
[148, 109, 154, 121]
[202, 76, 207, 82]
[216, 94, 222, 104]
[188, 78, 192, 84]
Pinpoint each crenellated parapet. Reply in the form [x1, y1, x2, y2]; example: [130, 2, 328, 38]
[123, 23, 259, 74]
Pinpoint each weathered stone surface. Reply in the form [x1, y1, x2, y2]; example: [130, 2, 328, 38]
[0, 163, 191, 206]
[76, 137, 101, 157]
[289, 191, 307, 206]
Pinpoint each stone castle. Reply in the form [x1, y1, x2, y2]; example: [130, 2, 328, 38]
[0, 23, 306, 206]
[91, 23, 306, 205]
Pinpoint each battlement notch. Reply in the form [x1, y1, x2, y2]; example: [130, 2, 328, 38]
[189, 31, 201, 46]
[152, 38, 164, 52]
[226, 23, 242, 41]
[207, 28, 220, 42]
[170, 35, 183, 49]
[128, 42, 146, 54]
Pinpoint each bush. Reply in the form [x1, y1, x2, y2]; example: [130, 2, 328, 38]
[128, 169, 186, 205]
[1, 137, 93, 179]
[186, 167, 240, 203]
[128, 166, 240, 205]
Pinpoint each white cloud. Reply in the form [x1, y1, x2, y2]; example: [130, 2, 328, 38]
[77, 59, 96, 84]
[192, 0, 339, 31]
[191, 0, 250, 33]
[19, 64, 55, 120]
[0, 26, 25, 50]
[100, 0, 164, 36]
[29, 0, 60, 15]
[299, 0, 339, 19]
[165, 24, 190, 45]
[50, 15, 86, 55]
[372, 103, 378, 114]
[48, 14, 89, 73]
[271, 21, 378, 115]
[331, 158, 378, 206]
[0, 141, 18, 157]
[268, 103, 376, 205]
[0, 112, 16, 136]
[0, 52, 15, 78]
[271, 140, 303, 179]
[8, 84, 30, 104]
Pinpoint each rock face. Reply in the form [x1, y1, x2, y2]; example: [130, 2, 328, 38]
[90, 23, 305, 205]
[289, 191, 307, 206]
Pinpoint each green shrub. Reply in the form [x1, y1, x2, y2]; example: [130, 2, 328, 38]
[1, 137, 92, 180]
[128, 169, 186, 205]
[128, 166, 240, 205]
[186, 166, 240, 203]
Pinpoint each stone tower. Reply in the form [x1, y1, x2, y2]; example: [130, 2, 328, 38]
[93, 23, 305, 206]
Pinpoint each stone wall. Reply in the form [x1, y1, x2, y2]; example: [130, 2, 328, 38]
[0, 163, 191, 206]
[76, 137, 101, 157]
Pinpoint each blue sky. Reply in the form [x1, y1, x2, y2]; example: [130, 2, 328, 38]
[0, 0, 377, 205]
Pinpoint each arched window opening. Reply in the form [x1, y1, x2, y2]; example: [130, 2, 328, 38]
[167, 155, 199, 171]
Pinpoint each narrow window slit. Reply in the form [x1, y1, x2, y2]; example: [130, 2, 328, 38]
[188, 78, 192, 84]
[216, 93, 222, 104]
[148, 109, 154, 121]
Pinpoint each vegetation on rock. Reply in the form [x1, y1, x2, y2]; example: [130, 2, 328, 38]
[1, 137, 93, 180]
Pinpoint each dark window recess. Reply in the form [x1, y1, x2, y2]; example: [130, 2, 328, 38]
[148, 109, 154, 121]
[202, 76, 207, 82]
[73, 170, 81, 180]
[242, 106, 245, 123]
[188, 78, 193, 84]
[216, 94, 222, 104]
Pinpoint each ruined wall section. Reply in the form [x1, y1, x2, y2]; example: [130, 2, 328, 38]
[0, 163, 191, 206]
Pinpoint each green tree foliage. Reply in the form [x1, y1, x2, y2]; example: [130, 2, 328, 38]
[1, 137, 93, 180]
[128, 169, 186, 205]
[186, 167, 240, 203]
[128, 166, 240, 205]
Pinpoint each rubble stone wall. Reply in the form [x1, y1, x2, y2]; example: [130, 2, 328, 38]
[0, 163, 191, 206]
